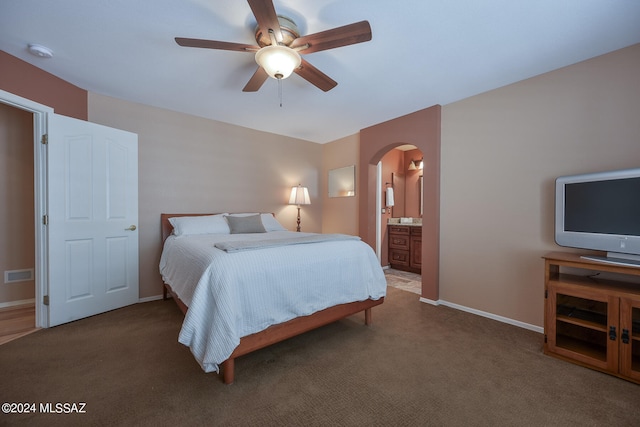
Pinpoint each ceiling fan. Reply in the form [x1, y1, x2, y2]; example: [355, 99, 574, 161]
[175, 0, 372, 92]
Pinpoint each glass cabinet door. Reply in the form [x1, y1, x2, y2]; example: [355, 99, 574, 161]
[620, 298, 640, 381]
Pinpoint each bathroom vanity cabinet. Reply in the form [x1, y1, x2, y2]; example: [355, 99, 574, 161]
[388, 224, 421, 274]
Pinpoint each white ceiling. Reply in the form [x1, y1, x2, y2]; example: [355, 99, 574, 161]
[1, 0, 639, 144]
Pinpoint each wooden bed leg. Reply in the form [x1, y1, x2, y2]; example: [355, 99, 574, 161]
[364, 308, 372, 325]
[162, 284, 168, 301]
[222, 358, 235, 385]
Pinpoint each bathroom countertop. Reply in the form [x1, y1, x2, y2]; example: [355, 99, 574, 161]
[388, 219, 422, 226]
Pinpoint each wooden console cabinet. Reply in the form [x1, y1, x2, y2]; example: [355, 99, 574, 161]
[388, 225, 421, 274]
[543, 252, 640, 384]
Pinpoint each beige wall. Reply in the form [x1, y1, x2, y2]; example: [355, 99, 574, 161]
[440, 43, 640, 327]
[321, 134, 359, 235]
[0, 103, 35, 304]
[87, 93, 323, 299]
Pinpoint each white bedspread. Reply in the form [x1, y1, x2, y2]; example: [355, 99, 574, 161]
[159, 231, 386, 373]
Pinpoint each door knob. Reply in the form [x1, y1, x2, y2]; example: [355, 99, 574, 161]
[125, 225, 137, 231]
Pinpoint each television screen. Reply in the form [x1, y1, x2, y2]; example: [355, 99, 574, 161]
[564, 177, 640, 236]
[555, 168, 640, 263]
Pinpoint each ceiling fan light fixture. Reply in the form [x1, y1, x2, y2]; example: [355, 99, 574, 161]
[255, 45, 301, 80]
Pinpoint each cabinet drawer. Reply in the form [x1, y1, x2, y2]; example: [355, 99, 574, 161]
[389, 249, 410, 267]
[388, 225, 410, 235]
[411, 226, 422, 236]
[389, 234, 410, 250]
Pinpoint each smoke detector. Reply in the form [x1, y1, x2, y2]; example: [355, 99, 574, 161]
[28, 44, 54, 58]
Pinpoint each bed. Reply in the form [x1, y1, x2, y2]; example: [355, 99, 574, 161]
[159, 212, 386, 384]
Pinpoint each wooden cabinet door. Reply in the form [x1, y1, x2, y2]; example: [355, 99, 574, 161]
[410, 236, 421, 268]
[619, 297, 640, 382]
[546, 282, 619, 373]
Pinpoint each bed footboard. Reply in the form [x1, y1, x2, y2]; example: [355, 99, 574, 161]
[220, 297, 383, 384]
[163, 282, 382, 384]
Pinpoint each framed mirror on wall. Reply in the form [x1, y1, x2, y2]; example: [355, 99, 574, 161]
[328, 165, 355, 197]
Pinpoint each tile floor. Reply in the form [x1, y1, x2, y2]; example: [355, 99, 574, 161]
[384, 268, 421, 295]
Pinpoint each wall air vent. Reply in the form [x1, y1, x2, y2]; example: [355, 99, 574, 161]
[4, 269, 34, 284]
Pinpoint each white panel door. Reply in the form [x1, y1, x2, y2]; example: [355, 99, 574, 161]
[47, 113, 138, 327]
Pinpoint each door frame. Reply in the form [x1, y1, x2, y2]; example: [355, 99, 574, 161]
[0, 89, 52, 328]
[375, 161, 382, 261]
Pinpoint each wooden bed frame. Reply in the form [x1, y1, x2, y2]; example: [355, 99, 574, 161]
[160, 213, 384, 384]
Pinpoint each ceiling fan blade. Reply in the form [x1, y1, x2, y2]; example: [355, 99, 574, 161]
[290, 21, 372, 54]
[242, 67, 269, 92]
[175, 37, 259, 52]
[247, 0, 283, 44]
[294, 59, 337, 92]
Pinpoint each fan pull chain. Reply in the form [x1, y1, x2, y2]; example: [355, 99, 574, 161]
[278, 77, 283, 107]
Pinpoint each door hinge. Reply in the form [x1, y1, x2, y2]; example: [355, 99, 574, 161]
[43, 295, 49, 306]
[544, 289, 548, 298]
[42, 214, 48, 225]
[41, 134, 48, 144]
[544, 334, 547, 343]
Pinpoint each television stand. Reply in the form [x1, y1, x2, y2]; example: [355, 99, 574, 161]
[543, 252, 640, 384]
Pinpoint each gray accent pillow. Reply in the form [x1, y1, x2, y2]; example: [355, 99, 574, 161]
[225, 214, 267, 234]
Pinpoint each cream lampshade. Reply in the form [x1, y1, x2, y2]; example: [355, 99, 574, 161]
[289, 184, 310, 232]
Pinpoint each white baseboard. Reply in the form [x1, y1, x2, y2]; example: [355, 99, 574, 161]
[419, 297, 438, 306]
[0, 298, 36, 309]
[138, 295, 163, 303]
[419, 297, 543, 334]
[4, 296, 165, 308]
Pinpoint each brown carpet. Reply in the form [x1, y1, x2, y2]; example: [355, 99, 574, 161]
[1, 286, 639, 426]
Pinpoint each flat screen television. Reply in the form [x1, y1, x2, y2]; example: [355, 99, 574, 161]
[555, 167, 640, 267]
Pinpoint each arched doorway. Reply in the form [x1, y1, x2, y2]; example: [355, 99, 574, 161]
[378, 145, 423, 268]
[358, 105, 441, 301]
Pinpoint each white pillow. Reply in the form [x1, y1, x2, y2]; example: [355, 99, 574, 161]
[169, 214, 230, 236]
[260, 213, 287, 232]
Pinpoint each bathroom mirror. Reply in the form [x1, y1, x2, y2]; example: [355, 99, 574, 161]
[328, 165, 355, 197]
